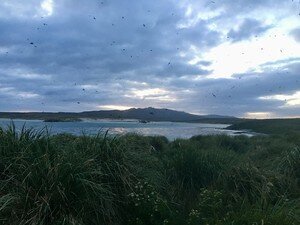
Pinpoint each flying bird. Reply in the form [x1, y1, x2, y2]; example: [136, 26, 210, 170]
[212, 93, 216, 98]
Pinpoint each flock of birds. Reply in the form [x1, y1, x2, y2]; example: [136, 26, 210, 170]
[2, 0, 300, 108]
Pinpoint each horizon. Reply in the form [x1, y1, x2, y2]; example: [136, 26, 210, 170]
[0, 106, 299, 120]
[0, 0, 299, 118]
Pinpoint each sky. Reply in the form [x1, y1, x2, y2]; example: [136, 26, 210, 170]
[0, 0, 299, 118]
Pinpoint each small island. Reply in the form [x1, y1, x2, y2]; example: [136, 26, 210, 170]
[44, 118, 82, 122]
[139, 120, 150, 123]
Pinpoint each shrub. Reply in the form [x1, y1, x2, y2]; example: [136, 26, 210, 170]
[188, 189, 233, 225]
[125, 181, 170, 225]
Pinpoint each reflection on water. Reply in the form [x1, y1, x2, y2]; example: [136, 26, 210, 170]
[0, 119, 253, 140]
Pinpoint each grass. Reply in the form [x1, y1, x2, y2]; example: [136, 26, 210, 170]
[227, 118, 300, 135]
[0, 124, 299, 225]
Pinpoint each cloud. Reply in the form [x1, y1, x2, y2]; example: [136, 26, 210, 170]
[0, 0, 299, 117]
[290, 27, 300, 42]
[228, 19, 272, 42]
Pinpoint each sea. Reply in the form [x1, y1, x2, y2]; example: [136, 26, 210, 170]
[0, 118, 255, 140]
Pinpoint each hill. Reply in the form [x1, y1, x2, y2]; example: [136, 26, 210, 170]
[0, 107, 237, 123]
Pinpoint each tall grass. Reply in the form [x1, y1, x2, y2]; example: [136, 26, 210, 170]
[0, 126, 163, 224]
[0, 124, 299, 225]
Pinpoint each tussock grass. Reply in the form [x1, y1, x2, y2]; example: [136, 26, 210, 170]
[0, 124, 299, 225]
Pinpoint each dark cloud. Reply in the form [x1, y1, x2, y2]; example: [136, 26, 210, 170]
[0, 0, 299, 117]
[290, 28, 300, 42]
[227, 19, 272, 42]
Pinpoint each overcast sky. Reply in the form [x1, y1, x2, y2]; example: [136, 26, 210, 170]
[0, 0, 299, 118]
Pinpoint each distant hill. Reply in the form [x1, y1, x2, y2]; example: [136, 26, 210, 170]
[0, 107, 238, 123]
[81, 107, 204, 122]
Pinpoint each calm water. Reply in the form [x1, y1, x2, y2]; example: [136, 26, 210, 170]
[0, 118, 253, 140]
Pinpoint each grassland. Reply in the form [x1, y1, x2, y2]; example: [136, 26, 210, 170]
[0, 123, 299, 225]
[227, 118, 300, 135]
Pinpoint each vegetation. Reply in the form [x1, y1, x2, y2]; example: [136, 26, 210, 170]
[44, 118, 82, 122]
[0, 124, 299, 225]
[227, 118, 300, 135]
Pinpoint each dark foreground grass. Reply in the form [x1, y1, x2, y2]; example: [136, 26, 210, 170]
[0, 125, 299, 225]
